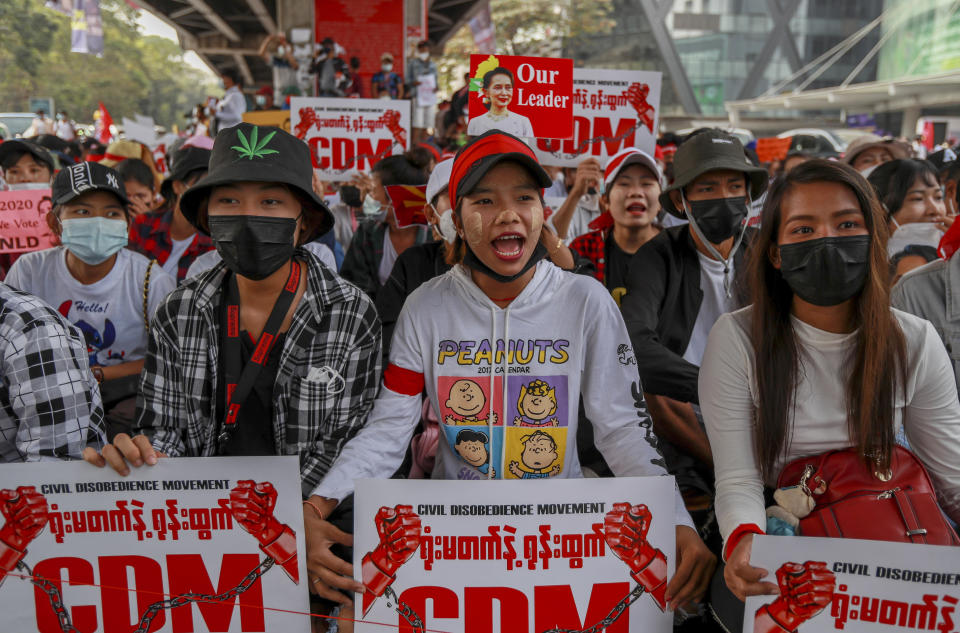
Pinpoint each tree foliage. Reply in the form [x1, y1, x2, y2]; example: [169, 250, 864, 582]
[0, 0, 216, 129]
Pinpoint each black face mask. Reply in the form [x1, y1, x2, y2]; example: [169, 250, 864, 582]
[778, 235, 871, 306]
[686, 195, 748, 244]
[208, 215, 297, 281]
[462, 241, 549, 284]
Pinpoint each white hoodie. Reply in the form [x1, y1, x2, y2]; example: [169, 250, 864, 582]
[315, 261, 693, 528]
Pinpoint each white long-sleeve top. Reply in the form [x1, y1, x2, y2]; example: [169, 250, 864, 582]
[216, 85, 247, 130]
[700, 306, 960, 554]
[315, 262, 694, 529]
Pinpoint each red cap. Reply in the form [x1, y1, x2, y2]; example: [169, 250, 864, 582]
[449, 130, 551, 210]
[417, 142, 442, 163]
[256, 86, 272, 96]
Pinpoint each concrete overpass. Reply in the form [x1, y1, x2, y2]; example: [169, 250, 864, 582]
[137, 0, 484, 88]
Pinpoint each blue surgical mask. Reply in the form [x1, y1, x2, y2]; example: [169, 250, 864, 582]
[61, 217, 128, 265]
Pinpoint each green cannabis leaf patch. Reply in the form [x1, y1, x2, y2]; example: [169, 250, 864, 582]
[231, 126, 279, 160]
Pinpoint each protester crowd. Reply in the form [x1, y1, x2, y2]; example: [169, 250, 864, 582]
[4, 58, 960, 633]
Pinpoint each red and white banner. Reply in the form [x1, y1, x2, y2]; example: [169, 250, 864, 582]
[0, 457, 309, 632]
[0, 188, 57, 254]
[467, 54, 574, 140]
[535, 69, 662, 168]
[291, 97, 410, 182]
[353, 477, 675, 633]
[744, 535, 960, 632]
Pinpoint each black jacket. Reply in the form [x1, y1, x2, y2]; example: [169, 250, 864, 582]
[375, 240, 451, 364]
[620, 224, 754, 404]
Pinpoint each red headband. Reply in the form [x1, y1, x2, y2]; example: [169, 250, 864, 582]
[449, 133, 540, 209]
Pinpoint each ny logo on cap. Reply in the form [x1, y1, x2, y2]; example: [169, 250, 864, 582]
[232, 127, 279, 160]
[106, 173, 119, 189]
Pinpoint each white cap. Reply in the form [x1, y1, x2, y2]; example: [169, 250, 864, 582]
[604, 147, 663, 188]
[426, 158, 455, 205]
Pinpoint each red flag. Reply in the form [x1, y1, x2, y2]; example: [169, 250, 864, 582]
[939, 218, 960, 259]
[386, 185, 428, 228]
[96, 101, 113, 144]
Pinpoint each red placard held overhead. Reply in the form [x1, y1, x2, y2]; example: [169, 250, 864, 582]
[467, 54, 574, 140]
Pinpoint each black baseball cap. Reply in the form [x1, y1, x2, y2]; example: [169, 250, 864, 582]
[660, 129, 768, 218]
[51, 161, 130, 206]
[179, 122, 333, 238]
[449, 130, 552, 210]
[0, 139, 56, 173]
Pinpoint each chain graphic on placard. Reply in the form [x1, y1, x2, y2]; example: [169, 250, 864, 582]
[383, 585, 426, 633]
[17, 561, 81, 633]
[19, 557, 275, 633]
[543, 121, 645, 161]
[132, 557, 275, 633]
[539, 584, 646, 633]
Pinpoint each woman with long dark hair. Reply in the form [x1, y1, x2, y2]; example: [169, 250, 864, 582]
[699, 159, 960, 629]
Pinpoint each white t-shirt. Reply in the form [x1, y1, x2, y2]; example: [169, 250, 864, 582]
[467, 111, 535, 138]
[378, 230, 398, 286]
[162, 235, 195, 277]
[682, 251, 734, 366]
[700, 306, 960, 550]
[6, 247, 176, 366]
[185, 242, 337, 280]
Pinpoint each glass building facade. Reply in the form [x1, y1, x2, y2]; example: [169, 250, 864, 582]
[565, 0, 886, 115]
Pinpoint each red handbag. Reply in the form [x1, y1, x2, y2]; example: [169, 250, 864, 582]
[777, 446, 959, 545]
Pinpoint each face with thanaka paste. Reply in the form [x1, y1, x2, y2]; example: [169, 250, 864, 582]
[484, 73, 514, 114]
[456, 161, 544, 278]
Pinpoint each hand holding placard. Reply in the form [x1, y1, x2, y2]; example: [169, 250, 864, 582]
[754, 561, 836, 633]
[230, 480, 300, 584]
[361, 505, 422, 615]
[0, 486, 48, 587]
[603, 502, 669, 610]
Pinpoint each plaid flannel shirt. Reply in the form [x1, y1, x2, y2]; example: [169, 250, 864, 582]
[128, 207, 215, 284]
[570, 229, 608, 283]
[134, 249, 382, 498]
[0, 283, 106, 461]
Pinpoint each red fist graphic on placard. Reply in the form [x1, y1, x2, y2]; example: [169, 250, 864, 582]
[230, 480, 299, 584]
[0, 487, 48, 587]
[361, 505, 422, 615]
[754, 561, 836, 633]
[603, 502, 668, 610]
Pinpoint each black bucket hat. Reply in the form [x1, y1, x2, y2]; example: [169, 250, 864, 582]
[51, 161, 129, 206]
[0, 139, 56, 173]
[179, 122, 333, 238]
[160, 145, 211, 201]
[660, 129, 768, 218]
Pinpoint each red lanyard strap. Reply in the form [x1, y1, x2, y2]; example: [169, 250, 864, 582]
[217, 260, 302, 449]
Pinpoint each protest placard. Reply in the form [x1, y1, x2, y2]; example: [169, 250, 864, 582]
[467, 54, 574, 139]
[0, 457, 310, 633]
[291, 96, 410, 182]
[744, 535, 960, 633]
[534, 69, 662, 168]
[755, 137, 793, 163]
[242, 110, 291, 133]
[353, 476, 676, 633]
[0, 188, 57, 254]
[122, 116, 157, 147]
